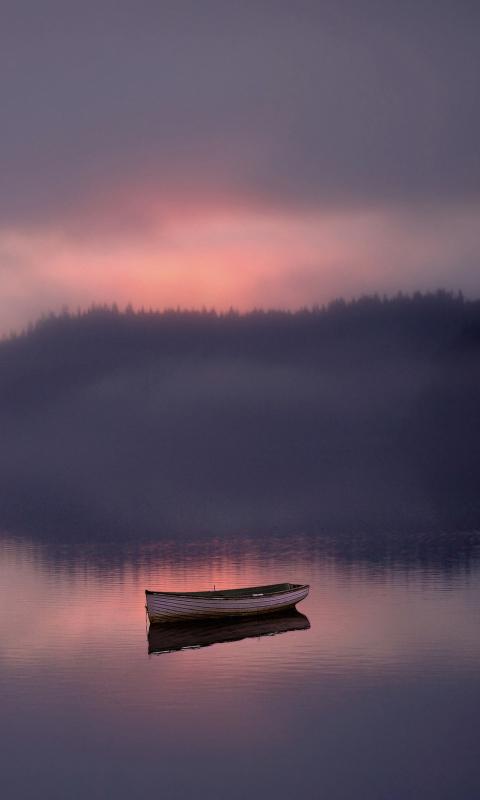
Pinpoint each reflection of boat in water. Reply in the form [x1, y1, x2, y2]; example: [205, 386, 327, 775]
[148, 608, 310, 654]
[145, 582, 309, 623]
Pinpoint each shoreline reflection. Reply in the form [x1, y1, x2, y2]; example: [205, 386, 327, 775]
[147, 608, 310, 654]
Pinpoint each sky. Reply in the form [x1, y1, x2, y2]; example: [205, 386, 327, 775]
[1, 0, 480, 334]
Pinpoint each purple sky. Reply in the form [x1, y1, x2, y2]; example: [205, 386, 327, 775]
[1, 0, 480, 333]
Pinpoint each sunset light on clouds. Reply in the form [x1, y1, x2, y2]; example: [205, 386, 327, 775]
[1, 0, 480, 333]
[3, 202, 479, 334]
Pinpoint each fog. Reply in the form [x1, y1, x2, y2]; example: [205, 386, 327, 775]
[0, 293, 479, 544]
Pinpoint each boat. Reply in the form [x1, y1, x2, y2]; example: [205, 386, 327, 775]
[145, 582, 309, 623]
[148, 608, 310, 654]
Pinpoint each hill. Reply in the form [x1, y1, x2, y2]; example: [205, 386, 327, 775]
[1, 291, 479, 544]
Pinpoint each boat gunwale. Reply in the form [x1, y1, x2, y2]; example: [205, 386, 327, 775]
[145, 582, 309, 600]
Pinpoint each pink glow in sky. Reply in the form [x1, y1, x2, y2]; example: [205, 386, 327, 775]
[1, 0, 480, 334]
[2, 196, 480, 336]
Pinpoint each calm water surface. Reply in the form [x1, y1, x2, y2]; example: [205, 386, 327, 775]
[1, 533, 479, 800]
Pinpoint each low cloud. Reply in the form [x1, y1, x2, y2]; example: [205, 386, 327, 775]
[1, 0, 480, 329]
[1, 201, 479, 335]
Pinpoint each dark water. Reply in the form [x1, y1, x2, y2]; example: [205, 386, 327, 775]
[1, 533, 479, 800]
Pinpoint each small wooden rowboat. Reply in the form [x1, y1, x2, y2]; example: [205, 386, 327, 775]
[145, 582, 309, 623]
[148, 609, 310, 654]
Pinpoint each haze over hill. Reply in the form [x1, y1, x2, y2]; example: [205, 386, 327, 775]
[1, 291, 479, 547]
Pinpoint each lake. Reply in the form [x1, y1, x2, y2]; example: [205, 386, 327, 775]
[1, 531, 479, 800]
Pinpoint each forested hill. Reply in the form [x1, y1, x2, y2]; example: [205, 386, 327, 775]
[1, 291, 479, 406]
[0, 291, 480, 544]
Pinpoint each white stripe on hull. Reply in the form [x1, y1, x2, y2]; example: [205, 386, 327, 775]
[146, 586, 309, 622]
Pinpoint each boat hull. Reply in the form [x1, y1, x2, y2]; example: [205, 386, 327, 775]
[145, 582, 309, 623]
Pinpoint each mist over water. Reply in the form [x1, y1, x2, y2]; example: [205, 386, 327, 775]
[1, 294, 480, 798]
[0, 292, 480, 541]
